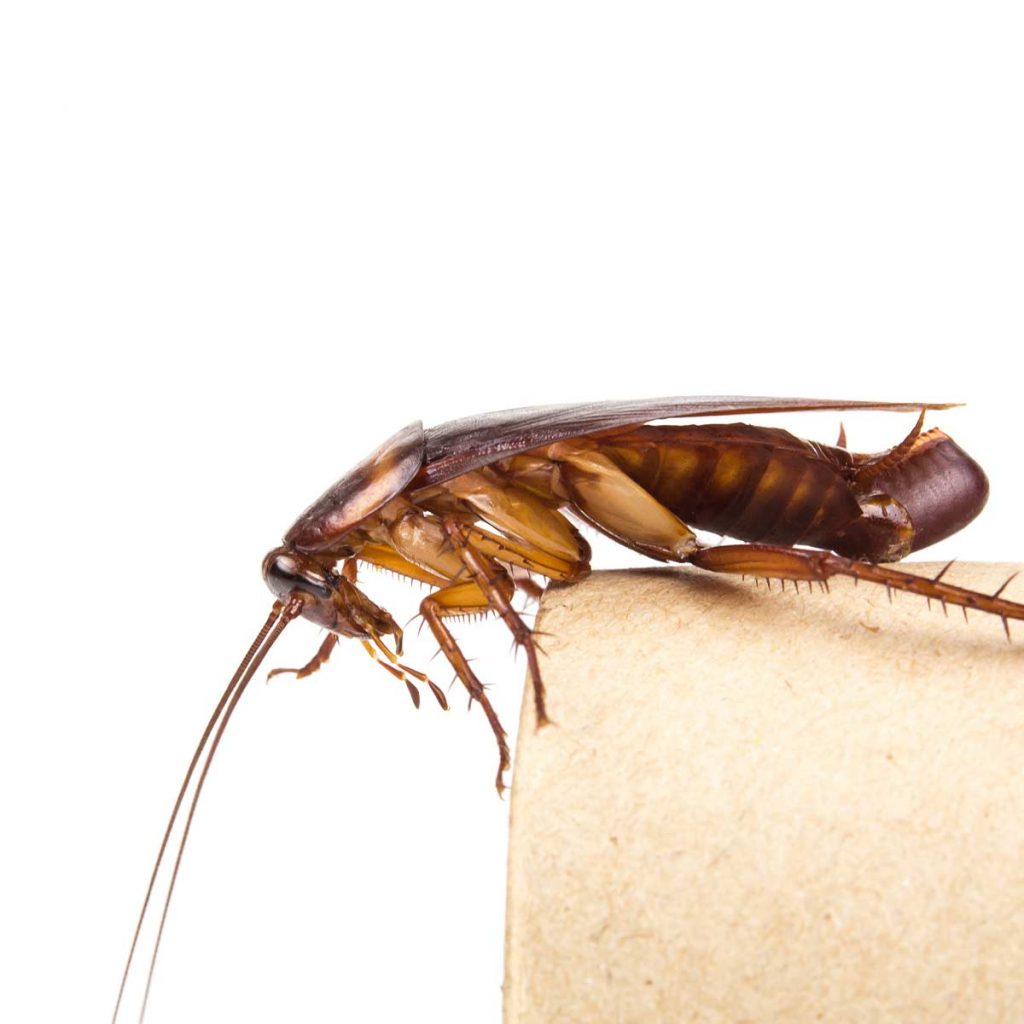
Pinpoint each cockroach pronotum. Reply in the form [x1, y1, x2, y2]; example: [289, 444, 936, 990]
[114, 395, 1023, 1020]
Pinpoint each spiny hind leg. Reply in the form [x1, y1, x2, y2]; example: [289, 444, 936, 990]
[420, 580, 512, 794]
[442, 518, 553, 727]
[688, 543, 1024, 634]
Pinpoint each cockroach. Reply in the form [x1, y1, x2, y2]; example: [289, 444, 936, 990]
[114, 395, 1023, 1021]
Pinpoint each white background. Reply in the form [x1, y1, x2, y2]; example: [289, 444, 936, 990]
[2, 3, 1021, 1023]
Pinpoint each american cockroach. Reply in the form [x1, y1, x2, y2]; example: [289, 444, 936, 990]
[114, 395, 1023, 1021]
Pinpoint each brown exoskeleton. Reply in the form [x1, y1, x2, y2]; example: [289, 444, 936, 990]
[115, 396, 1023, 1021]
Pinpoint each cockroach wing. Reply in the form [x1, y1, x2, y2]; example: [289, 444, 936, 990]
[285, 421, 424, 552]
[421, 396, 953, 486]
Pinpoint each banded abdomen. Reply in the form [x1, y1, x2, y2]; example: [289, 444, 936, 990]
[595, 423, 861, 549]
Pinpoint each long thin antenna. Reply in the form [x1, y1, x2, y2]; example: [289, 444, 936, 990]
[112, 596, 305, 1024]
[138, 596, 305, 1021]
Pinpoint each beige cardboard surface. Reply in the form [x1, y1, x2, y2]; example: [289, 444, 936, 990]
[504, 564, 1024, 1024]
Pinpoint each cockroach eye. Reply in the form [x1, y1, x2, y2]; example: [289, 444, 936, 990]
[262, 548, 333, 602]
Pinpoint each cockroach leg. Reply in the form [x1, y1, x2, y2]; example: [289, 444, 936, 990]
[443, 519, 551, 728]
[355, 542, 451, 589]
[457, 521, 586, 581]
[510, 570, 546, 602]
[362, 641, 421, 707]
[420, 582, 511, 793]
[688, 543, 1024, 627]
[440, 467, 587, 566]
[363, 635, 449, 710]
[547, 442, 700, 561]
[267, 633, 339, 681]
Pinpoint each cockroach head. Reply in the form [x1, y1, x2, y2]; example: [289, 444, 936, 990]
[262, 546, 401, 646]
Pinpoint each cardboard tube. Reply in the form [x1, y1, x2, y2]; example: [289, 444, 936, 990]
[505, 564, 1024, 1024]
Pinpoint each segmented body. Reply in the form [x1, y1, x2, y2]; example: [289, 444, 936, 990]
[591, 424, 860, 549]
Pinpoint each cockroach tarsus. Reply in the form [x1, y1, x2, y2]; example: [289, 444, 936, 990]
[113, 395, 1024, 1022]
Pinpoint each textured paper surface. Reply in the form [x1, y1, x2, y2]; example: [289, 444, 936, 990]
[504, 564, 1024, 1024]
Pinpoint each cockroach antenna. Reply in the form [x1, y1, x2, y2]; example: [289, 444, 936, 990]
[113, 596, 305, 1024]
